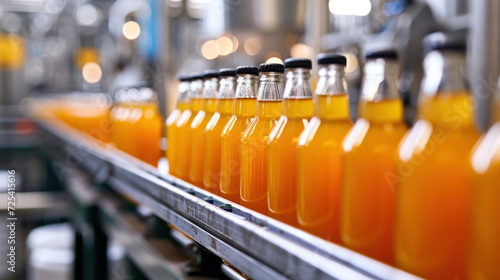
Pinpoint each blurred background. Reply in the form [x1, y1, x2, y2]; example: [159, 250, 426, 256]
[1, 0, 496, 128]
[0, 0, 499, 280]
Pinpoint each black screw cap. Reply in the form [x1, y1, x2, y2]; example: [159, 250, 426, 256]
[259, 63, 285, 73]
[365, 49, 399, 60]
[284, 58, 312, 69]
[317, 53, 347, 66]
[236, 66, 259, 76]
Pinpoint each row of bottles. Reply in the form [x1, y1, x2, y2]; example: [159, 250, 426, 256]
[166, 32, 500, 280]
[45, 92, 111, 143]
[109, 87, 163, 166]
[44, 88, 163, 167]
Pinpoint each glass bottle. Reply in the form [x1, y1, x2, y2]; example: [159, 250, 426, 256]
[267, 58, 314, 225]
[110, 89, 133, 153]
[341, 50, 407, 264]
[203, 69, 237, 194]
[134, 87, 162, 166]
[469, 77, 500, 280]
[188, 70, 219, 187]
[220, 66, 259, 203]
[395, 33, 479, 279]
[175, 73, 204, 182]
[297, 54, 352, 241]
[166, 75, 191, 175]
[240, 63, 284, 214]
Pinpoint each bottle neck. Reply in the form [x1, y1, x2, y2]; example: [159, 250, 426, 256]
[190, 79, 204, 99]
[316, 64, 347, 96]
[189, 98, 203, 112]
[203, 78, 219, 98]
[217, 99, 234, 115]
[257, 72, 284, 101]
[418, 50, 473, 128]
[234, 98, 257, 117]
[360, 59, 400, 102]
[235, 74, 259, 98]
[420, 50, 468, 97]
[315, 65, 350, 120]
[283, 68, 313, 99]
[359, 59, 403, 123]
[202, 98, 217, 113]
[178, 101, 189, 111]
[218, 76, 236, 99]
[177, 81, 190, 106]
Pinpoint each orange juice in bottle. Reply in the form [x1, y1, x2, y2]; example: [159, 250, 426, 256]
[268, 58, 313, 226]
[241, 63, 284, 214]
[203, 69, 236, 194]
[297, 54, 351, 241]
[110, 89, 136, 154]
[175, 74, 204, 181]
[469, 82, 500, 280]
[395, 33, 479, 279]
[189, 70, 219, 187]
[220, 66, 259, 202]
[166, 75, 191, 175]
[341, 50, 407, 263]
[135, 88, 162, 166]
[84, 94, 107, 142]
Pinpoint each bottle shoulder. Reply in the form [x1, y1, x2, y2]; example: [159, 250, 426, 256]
[166, 109, 182, 126]
[268, 116, 309, 144]
[191, 110, 213, 129]
[242, 117, 278, 143]
[343, 119, 407, 154]
[206, 113, 232, 133]
[222, 115, 253, 137]
[398, 120, 479, 163]
[298, 117, 353, 148]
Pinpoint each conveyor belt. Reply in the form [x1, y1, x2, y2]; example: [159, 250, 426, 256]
[34, 115, 421, 280]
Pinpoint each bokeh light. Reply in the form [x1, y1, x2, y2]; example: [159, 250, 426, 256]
[82, 62, 102, 84]
[265, 57, 284, 64]
[244, 37, 262, 56]
[227, 34, 239, 53]
[290, 43, 315, 60]
[76, 5, 101, 27]
[122, 21, 141, 40]
[329, 0, 371, 16]
[217, 36, 233, 56]
[201, 40, 219, 60]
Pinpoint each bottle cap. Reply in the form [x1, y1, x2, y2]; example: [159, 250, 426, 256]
[423, 31, 466, 52]
[365, 49, 399, 60]
[178, 74, 192, 82]
[203, 70, 219, 78]
[284, 58, 312, 69]
[191, 72, 204, 80]
[317, 53, 347, 66]
[236, 66, 259, 76]
[259, 63, 285, 73]
[218, 68, 237, 77]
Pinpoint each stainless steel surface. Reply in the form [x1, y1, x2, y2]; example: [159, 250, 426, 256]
[221, 264, 248, 280]
[469, 0, 500, 131]
[65, 168, 216, 280]
[34, 115, 422, 280]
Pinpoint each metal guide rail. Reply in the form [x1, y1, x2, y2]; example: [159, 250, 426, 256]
[34, 115, 421, 280]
